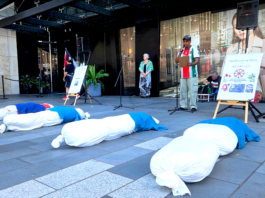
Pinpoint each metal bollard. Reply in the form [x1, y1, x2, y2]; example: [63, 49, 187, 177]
[1, 75, 8, 99]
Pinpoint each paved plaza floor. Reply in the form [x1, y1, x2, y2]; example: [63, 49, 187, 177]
[0, 94, 264, 198]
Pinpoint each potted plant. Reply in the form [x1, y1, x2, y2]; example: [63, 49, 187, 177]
[20, 75, 36, 93]
[34, 79, 50, 94]
[86, 65, 109, 96]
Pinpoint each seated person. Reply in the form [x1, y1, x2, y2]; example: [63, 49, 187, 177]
[0, 103, 53, 120]
[0, 106, 90, 133]
[51, 112, 168, 148]
[202, 71, 221, 95]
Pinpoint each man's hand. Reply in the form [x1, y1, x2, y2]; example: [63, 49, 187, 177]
[143, 73, 147, 78]
[63, 78, 65, 82]
[187, 62, 192, 66]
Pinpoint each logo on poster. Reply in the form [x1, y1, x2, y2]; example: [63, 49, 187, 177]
[234, 69, 245, 78]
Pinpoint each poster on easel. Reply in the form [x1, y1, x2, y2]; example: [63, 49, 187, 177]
[64, 65, 87, 106]
[68, 66, 87, 94]
[218, 53, 263, 101]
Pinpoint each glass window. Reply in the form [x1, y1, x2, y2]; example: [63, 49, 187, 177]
[160, 4, 265, 97]
[120, 27, 136, 95]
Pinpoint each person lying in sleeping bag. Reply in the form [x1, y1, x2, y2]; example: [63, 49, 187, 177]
[52, 112, 168, 148]
[0, 102, 54, 120]
[0, 106, 90, 133]
[198, 117, 260, 149]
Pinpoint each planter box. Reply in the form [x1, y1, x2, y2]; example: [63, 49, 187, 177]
[87, 83, 102, 97]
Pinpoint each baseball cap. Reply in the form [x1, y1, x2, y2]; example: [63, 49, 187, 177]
[183, 35, 191, 41]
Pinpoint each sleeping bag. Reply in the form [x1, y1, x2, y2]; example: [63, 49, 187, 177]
[198, 117, 260, 149]
[151, 117, 261, 196]
[51, 112, 167, 148]
[183, 124, 238, 156]
[0, 107, 89, 133]
[150, 136, 219, 196]
[0, 103, 53, 120]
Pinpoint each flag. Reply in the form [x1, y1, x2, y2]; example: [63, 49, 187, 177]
[64, 49, 72, 67]
[72, 59, 78, 68]
[64, 48, 78, 68]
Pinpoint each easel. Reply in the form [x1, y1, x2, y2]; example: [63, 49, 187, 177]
[70, 51, 101, 106]
[63, 64, 88, 106]
[72, 82, 102, 106]
[64, 93, 78, 106]
[213, 100, 249, 123]
[213, 100, 265, 123]
[213, 23, 265, 123]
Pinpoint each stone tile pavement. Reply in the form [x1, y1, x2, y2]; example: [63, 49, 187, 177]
[0, 94, 264, 197]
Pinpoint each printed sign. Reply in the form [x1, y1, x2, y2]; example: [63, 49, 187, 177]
[68, 66, 87, 94]
[217, 53, 263, 101]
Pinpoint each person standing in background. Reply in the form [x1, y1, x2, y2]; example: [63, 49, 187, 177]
[139, 53, 154, 98]
[63, 58, 78, 100]
[175, 35, 200, 113]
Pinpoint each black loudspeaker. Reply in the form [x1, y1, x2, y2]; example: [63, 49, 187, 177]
[77, 37, 90, 53]
[236, 0, 259, 30]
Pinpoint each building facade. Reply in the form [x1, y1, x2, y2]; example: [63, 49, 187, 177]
[0, 1, 264, 97]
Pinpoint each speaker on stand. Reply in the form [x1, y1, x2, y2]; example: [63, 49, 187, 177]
[236, 0, 259, 53]
[77, 37, 90, 64]
[235, 1, 265, 120]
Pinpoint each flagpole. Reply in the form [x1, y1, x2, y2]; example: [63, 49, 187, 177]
[48, 29, 53, 92]
[76, 34, 79, 62]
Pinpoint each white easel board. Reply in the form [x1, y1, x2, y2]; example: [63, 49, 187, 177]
[68, 66, 87, 94]
[217, 53, 263, 101]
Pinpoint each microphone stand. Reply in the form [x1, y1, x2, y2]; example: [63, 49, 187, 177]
[168, 48, 188, 115]
[113, 55, 134, 110]
[168, 63, 182, 115]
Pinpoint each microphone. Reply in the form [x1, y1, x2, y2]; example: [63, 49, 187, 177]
[178, 45, 185, 56]
[123, 54, 130, 60]
[181, 45, 185, 52]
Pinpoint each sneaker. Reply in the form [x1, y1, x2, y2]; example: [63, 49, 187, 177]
[76, 94, 80, 99]
[191, 108, 197, 113]
[63, 96, 69, 100]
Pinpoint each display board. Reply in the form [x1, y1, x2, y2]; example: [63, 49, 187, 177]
[217, 53, 263, 101]
[68, 66, 87, 94]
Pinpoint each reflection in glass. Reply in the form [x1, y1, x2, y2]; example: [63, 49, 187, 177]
[120, 27, 136, 95]
[38, 47, 58, 92]
[160, 6, 265, 97]
[160, 12, 228, 96]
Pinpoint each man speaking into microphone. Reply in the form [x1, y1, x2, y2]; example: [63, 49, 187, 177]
[175, 35, 200, 113]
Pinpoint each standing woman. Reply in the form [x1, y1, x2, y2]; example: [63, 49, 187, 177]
[139, 53, 154, 97]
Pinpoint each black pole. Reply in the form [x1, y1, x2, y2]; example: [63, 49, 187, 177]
[39, 75, 41, 96]
[245, 28, 249, 54]
[168, 64, 187, 114]
[120, 73, 122, 105]
[1, 75, 8, 99]
[113, 56, 134, 110]
[36, 72, 43, 97]
[85, 80, 87, 104]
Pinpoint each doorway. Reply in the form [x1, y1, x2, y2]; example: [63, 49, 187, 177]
[37, 43, 59, 93]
